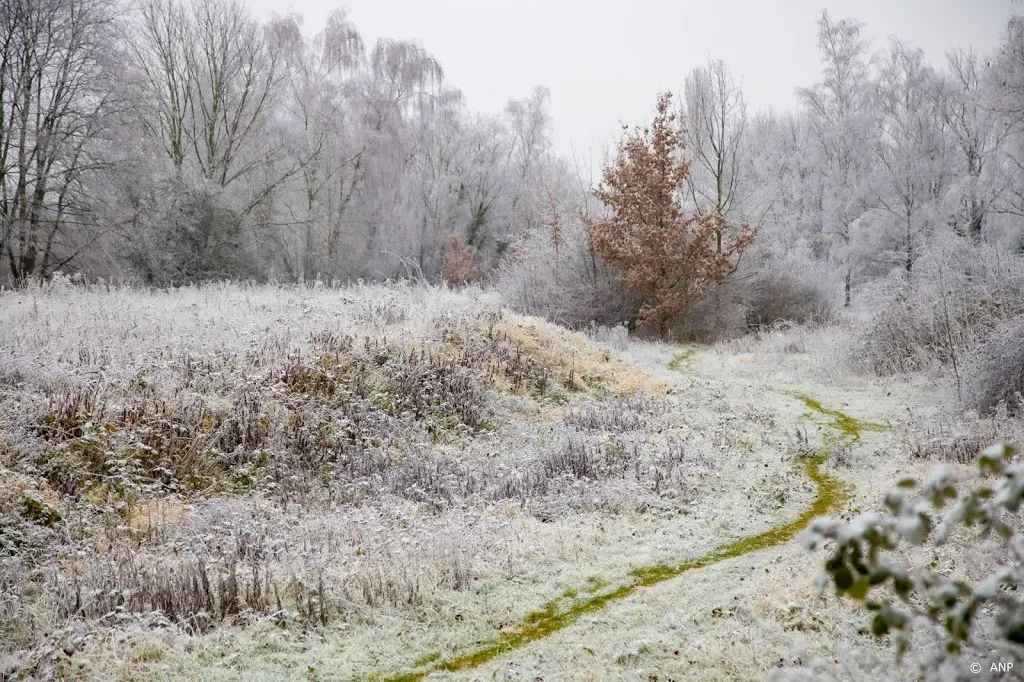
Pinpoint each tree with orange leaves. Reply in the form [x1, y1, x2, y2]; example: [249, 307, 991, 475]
[586, 92, 755, 334]
[440, 233, 481, 285]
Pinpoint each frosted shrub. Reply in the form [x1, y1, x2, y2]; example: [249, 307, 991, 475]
[965, 314, 1024, 415]
[496, 213, 638, 328]
[125, 181, 265, 286]
[741, 264, 836, 330]
[855, 236, 1024, 376]
[805, 444, 1024, 677]
[669, 282, 747, 342]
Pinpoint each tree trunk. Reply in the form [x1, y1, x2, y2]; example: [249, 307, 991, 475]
[967, 199, 983, 241]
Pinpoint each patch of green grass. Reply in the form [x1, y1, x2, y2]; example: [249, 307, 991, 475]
[410, 652, 441, 667]
[667, 348, 697, 373]
[785, 391, 886, 442]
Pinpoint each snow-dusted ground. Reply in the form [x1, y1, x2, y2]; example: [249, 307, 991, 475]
[0, 283, 1013, 681]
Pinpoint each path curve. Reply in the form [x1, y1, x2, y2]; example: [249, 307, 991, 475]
[370, 353, 883, 682]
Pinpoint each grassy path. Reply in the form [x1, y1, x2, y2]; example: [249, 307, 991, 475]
[370, 354, 883, 682]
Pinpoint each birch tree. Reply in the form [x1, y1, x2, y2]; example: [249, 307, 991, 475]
[743, 110, 825, 261]
[938, 48, 1007, 240]
[988, 18, 1024, 231]
[797, 11, 877, 306]
[872, 39, 947, 273]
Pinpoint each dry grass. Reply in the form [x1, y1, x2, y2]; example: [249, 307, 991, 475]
[0, 281, 689, 679]
[490, 317, 664, 396]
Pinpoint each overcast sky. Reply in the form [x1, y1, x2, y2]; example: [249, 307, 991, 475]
[247, 0, 1019, 171]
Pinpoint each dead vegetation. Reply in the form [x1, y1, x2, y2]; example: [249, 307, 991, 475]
[0, 283, 693, 679]
[905, 418, 1006, 464]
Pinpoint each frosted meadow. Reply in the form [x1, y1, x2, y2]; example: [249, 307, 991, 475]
[4, 2, 1024, 680]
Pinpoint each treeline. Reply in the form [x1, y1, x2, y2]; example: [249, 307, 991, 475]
[502, 12, 1024, 339]
[6, 3, 1024, 342]
[0, 0, 577, 286]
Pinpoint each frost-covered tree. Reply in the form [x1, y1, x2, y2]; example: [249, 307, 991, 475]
[130, 0, 284, 189]
[683, 59, 748, 252]
[743, 111, 825, 261]
[988, 18, 1024, 134]
[124, 0, 296, 283]
[586, 92, 755, 333]
[9, 1, 1020, 298]
[988, 18, 1024, 237]
[404, 88, 468, 277]
[938, 48, 1008, 241]
[797, 11, 878, 306]
[871, 39, 948, 274]
[0, 0, 119, 283]
[504, 87, 557, 238]
[267, 9, 365, 280]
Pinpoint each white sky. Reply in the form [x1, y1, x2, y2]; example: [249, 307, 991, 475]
[246, 0, 1019, 170]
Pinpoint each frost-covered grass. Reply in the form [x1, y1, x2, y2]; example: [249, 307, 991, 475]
[0, 282, 1017, 681]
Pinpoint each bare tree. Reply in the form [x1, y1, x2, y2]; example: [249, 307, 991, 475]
[872, 38, 947, 273]
[458, 115, 513, 252]
[0, 0, 117, 283]
[503, 87, 553, 236]
[130, 0, 283, 189]
[938, 48, 1007, 240]
[268, 9, 365, 279]
[407, 88, 467, 276]
[353, 38, 445, 274]
[126, 0, 305, 283]
[186, 0, 281, 188]
[797, 10, 877, 306]
[742, 110, 825, 260]
[683, 58, 747, 252]
[987, 18, 1024, 229]
[989, 17, 1024, 125]
[365, 39, 443, 131]
[129, 0, 189, 169]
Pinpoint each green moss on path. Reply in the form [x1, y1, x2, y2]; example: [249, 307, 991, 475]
[667, 348, 696, 373]
[369, 369, 880, 681]
[787, 391, 886, 442]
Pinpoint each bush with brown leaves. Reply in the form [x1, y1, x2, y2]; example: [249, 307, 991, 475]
[440, 234, 481, 286]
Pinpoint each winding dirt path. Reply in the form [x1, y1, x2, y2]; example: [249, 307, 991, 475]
[371, 351, 885, 682]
